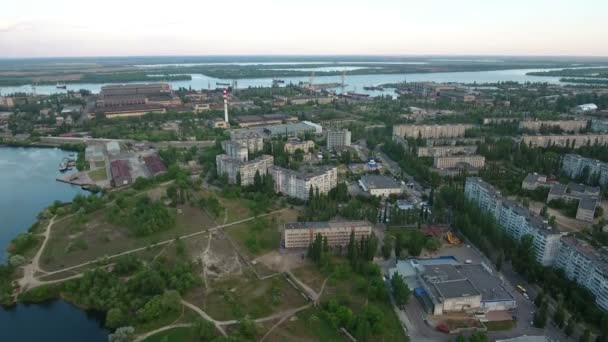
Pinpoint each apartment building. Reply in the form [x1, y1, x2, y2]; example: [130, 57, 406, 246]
[216, 154, 274, 185]
[229, 131, 265, 154]
[465, 177, 562, 266]
[284, 138, 314, 154]
[284, 221, 372, 248]
[433, 155, 485, 169]
[520, 134, 608, 148]
[269, 166, 337, 200]
[520, 120, 588, 133]
[562, 154, 608, 186]
[221, 140, 248, 162]
[393, 124, 474, 139]
[555, 236, 608, 311]
[417, 145, 478, 157]
[326, 129, 352, 150]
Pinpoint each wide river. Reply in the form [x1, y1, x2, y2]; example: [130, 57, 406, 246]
[0, 67, 564, 97]
[0, 146, 108, 341]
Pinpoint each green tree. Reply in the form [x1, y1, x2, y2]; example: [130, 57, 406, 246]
[106, 308, 126, 329]
[391, 273, 410, 308]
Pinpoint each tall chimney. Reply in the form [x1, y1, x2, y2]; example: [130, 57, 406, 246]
[223, 88, 229, 122]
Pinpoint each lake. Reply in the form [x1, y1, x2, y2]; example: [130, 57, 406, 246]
[0, 67, 564, 96]
[0, 146, 108, 341]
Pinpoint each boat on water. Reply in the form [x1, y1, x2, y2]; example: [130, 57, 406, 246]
[56, 83, 67, 89]
[363, 85, 384, 91]
[216, 82, 230, 86]
[59, 157, 73, 172]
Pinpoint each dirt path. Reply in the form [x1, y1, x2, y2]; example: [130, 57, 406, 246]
[181, 299, 228, 336]
[133, 323, 192, 342]
[18, 216, 56, 291]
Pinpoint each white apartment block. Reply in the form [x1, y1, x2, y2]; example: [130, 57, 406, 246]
[555, 237, 608, 311]
[521, 134, 608, 148]
[284, 221, 372, 248]
[326, 129, 351, 150]
[562, 154, 608, 186]
[465, 177, 562, 266]
[519, 120, 588, 133]
[417, 145, 478, 157]
[269, 166, 337, 200]
[216, 154, 274, 185]
[433, 155, 485, 169]
[393, 124, 474, 139]
[221, 140, 248, 162]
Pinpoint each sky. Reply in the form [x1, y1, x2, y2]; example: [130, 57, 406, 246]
[1, 0, 607, 58]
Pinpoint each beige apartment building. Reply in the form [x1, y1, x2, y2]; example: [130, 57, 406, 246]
[393, 124, 474, 139]
[521, 134, 608, 148]
[269, 166, 337, 200]
[216, 154, 274, 185]
[284, 138, 315, 154]
[433, 155, 486, 169]
[284, 221, 373, 248]
[519, 120, 588, 133]
[417, 145, 478, 157]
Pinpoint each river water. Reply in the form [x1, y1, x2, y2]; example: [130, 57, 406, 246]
[0, 67, 563, 97]
[0, 146, 108, 341]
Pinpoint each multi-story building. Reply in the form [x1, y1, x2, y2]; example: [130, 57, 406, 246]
[433, 155, 485, 169]
[269, 166, 337, 200]
[562, 154, 608, 186]
[358, 175, 403, 197]
[520, 134, 608, 148]
[284, 138, 314, 154]
[229, 131, 264, 154]
[465, 177, 562, 266]
[326, 129, 351, 150]
[555, 236, 608, 311]
[519, 120, 588, 133]
[393, 124, 474, 139]
[221, 140, 248, 162]
[216, 154, 274, 185]
[284, 221, 372, 248]
[417, 145, 478, 157]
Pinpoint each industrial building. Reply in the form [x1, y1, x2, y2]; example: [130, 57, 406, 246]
[358, 174, 403, 197]
[465, 177, 562, 266]
[216, 154, 274, 185]
[231, 121, 321, 139]
[561, 154, 608, 186]
[393, 124, 473, 139]
[433, 155, 485, 170]
[283, 221, 372, 248]
[269, 166, 337, 200]
[143, 154, 167, 177]
[554, 236, 608, 311]
[417, 145, 477, 157]
[519, 120, 588, 133]
[326, 129, 352, 150]
[520, 134, 608, 148]
[389, 257, 516, 315]
[236, 113, 298, 127]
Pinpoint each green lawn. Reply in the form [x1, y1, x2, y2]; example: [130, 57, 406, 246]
[88, 167, 107, 181]
[144, 327, 193, 342]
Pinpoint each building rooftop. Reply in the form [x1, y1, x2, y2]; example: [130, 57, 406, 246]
[143, 154, 167, 175]
[285, 221, 371, 230]
[434, 279, 481, 300]
[360, 174, 401, 190]
[579, 196, 599, 211]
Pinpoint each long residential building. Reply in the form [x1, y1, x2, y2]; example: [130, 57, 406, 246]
[216, 154, 274, 185]
[465, 177, 562, 266]
[284, 221, 372, 248]
[520, 134, 608, 148]
[561, 154, 608, 186]
[326, 129, 351, 150]
[269, 166, 337, 200]
[433, 155, 485, 169]
[554, 236, 608, 311]
[519, 120, 588, 133]
[393, 124, 473, 139]
[417, 145, 478, 157]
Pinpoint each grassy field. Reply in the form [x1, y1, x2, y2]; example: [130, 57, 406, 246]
[484, 319, 516, 331]
[225, 208, 299, 258]
[291, 265, 326, 294]
[144, 327, 193, 342]
[87, 167, 107, 181]
[40, 203, 216, 272]
[195, 188, 252, 223]
[191, 270, 308, 321]
[265, 307, 347, 342]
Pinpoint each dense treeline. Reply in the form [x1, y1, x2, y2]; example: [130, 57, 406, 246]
[107, 196, 175, 236]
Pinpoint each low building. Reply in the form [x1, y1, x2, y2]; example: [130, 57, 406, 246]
[193, 103, 211, 113]
[326, 129, 351, 150]
[207, 118, 229, 129]
[284, 138, 314, 154]
[389, 258, 516, 315]
[216, 154, 274, 185]
[417, 145, 477, 157]
[143, 154, 167, 176]
[348, 158, 383, 174]
[269, 166, 337, 200]
[575, 103, 598, 114]
[61, 105, 83, 115]
[85, 145, 105, 162]
[236, 113, 297, 127]
[562, 153, 608, 186]
[110, 160, 132, 187]
[106, 141, 121, 155]
[358, 175, 403, 197]
[547, 182, 600, 223]
[284, 221, 372, 248]
[521, 173, 553, 190]
[433, 155, 485, 169]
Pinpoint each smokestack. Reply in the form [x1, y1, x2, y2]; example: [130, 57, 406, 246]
[223, 88, 229, 122]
